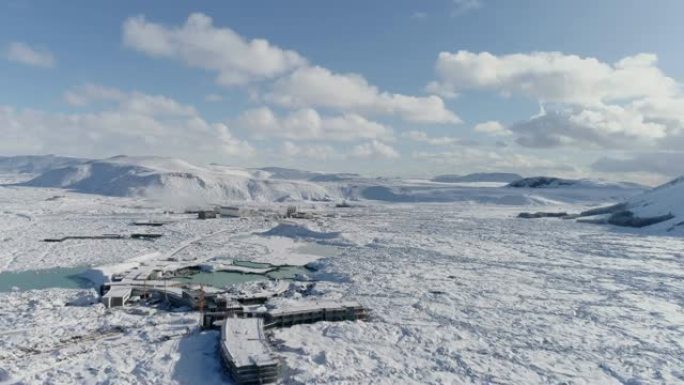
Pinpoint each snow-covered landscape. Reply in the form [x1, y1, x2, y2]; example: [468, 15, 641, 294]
[0, 155, 682, 385]
[3, 2, 684, 384]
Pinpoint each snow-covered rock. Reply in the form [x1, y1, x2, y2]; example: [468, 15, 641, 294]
[614, 176, 684, 230]
[507, 176, 643, 190]
[259, 222, 343, 242]
[508, 176, 582, 188]
[573, 176, 684, 231]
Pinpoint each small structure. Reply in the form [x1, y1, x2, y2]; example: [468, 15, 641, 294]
[95, 256, 367, 385]
[217, 206, 241, 218]
[285, 205, 315, 219]
[264, 301, 366, 328]
[43, 234, 125, 242]
[220, 318, 280, 385]
[197, 210, 217, 220]
[101, 286, 132, 308]
[130, 233, 163, 240]
[131, 220, 166, 227]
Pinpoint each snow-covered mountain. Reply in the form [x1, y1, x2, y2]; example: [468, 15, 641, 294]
[20, 156, 342, 203]
[0, 155, 86, 174]
[255, 167, 359, 182]
[615, 176, 683, 231]
[4, 154, 647, 207]
[508, 176, 643, 190]
[573, 176, 683, 231]
[432, 172, 522, 183]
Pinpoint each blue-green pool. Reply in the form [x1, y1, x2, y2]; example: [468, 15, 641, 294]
[0, 267, 93, 292]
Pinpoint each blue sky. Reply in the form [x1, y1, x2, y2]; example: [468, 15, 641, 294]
[2, 0, 684, 184]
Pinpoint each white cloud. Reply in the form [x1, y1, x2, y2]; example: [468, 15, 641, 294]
[238, 107, 393, 142]
[351, 140, 399, 159]
[452, 0, 483, 16]
[402, 130, 463, 145]
[510, 106, 668, 149]
[122, 13, 306, 86]
[592, 152, 684, 179]
[65, 84, 197, 118]
[430, 51, 677, 105]
[412, 146, 571, 174]
[204, 94, 224, 102]
[473, 120, 511, 136]
[266, 66, 460, 124]
[411, 12, 428, 20]
[5, 42, 55, 68]
[281, 141, 337, 160]
[64, 84, 126, 106]
[123, 14, 460, 125]
[1, 85, 252, 159]
[429, 50, 684, 152]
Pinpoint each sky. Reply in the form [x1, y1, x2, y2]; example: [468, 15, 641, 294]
[1, 0, 684, 184]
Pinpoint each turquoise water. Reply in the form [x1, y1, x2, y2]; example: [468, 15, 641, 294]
[232, 260, 271, 269]
[0, 267, 93, 292]
[232, 258, 311, 279]
[0, 241, 332, 292]
[177, 271, 265, 287]
[178, 265, 309, 287]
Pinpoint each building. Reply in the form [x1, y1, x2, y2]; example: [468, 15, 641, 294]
[220, 317, 280, 384]
[217, 206, 241, 217]
[264, 301, 366, 328]
[198, 210, 217, 219]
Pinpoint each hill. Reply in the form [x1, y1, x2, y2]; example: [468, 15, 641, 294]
[0, 155, 85, 174]
[21, 156, 341, 204]
[432, 172, 522, 183]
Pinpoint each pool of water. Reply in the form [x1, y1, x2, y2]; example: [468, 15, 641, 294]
[177, 271, 265, 287]
[178, 263, 311, 287]
[232, 260, 271, 269]
[0, 267, 93, 292]
[232, 259, 311, 280]
[0, 240, 333, 293]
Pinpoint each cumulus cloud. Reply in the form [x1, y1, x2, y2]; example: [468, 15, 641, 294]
[63, 84, 127, 106]
[430, 51, 677, 104]
[123, 14, 460, 125]
[510, 106, 669, 149]
[592, 152, 684, 178]
[473, 120, 511, 136]
[123, 13, 306, 86]
[281, 141, 337, 160]
[351, 140, 399, 159]
[402, 130, 463, 146]
[428, 50, 684, 156]
[204, 94, 224, 102]
[1, 85, 252, 159]
[238, 107, 393, 142]
[452, 0, 483, 16]
[5, 42, 55, 68]
[267, 66, 460, 124]
[412, 146, 572, 174]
